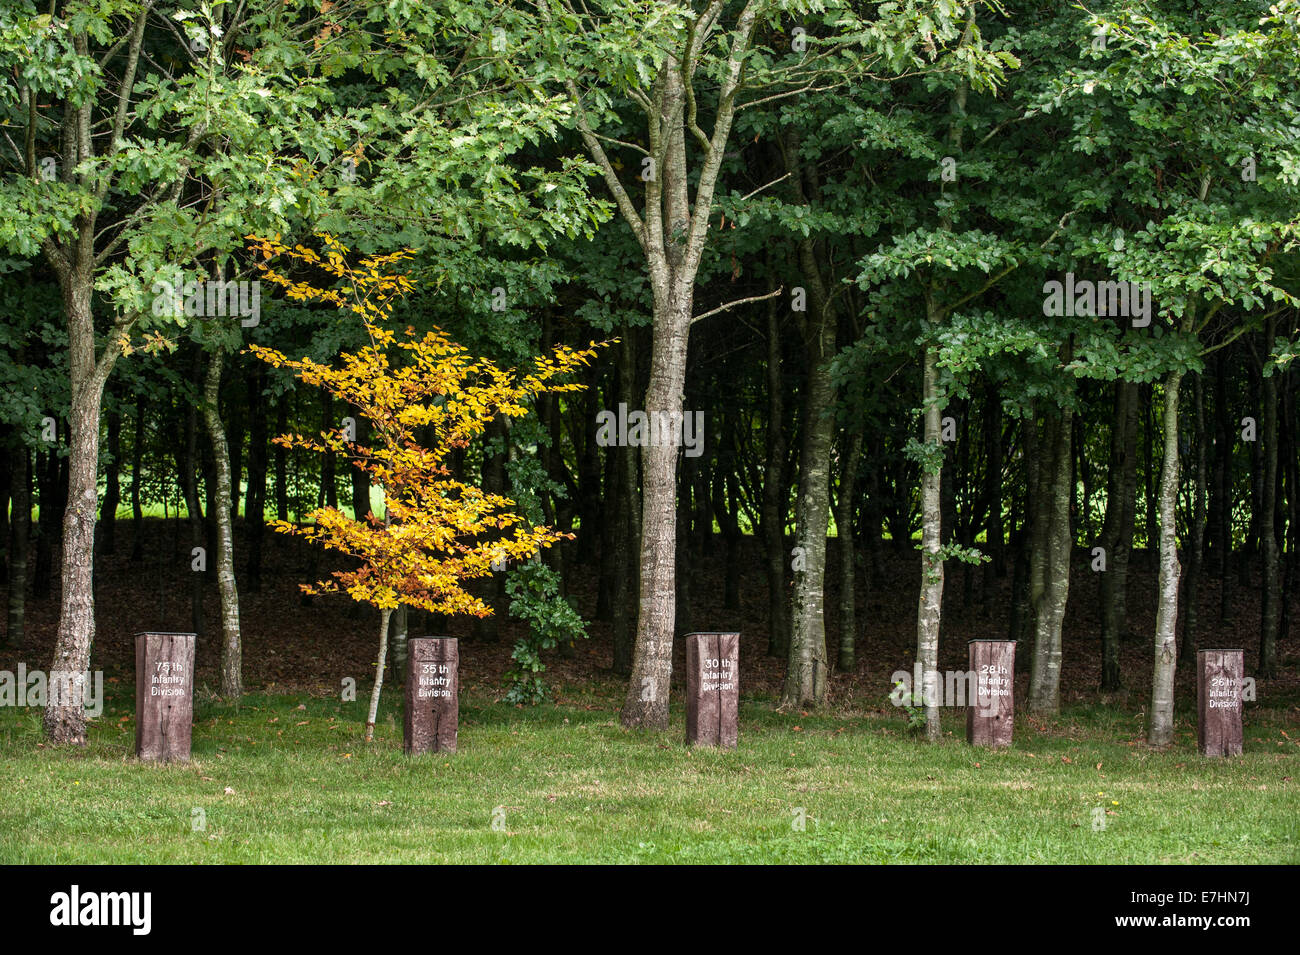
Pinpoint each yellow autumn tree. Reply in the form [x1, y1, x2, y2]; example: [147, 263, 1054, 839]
[246, 234, 603, 741]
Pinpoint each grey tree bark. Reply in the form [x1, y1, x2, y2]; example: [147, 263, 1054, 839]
[780, 126, 838, 707]
[364, 606, 394, 743]
[202, 350, 243, 699]
[917, 308, 945, 741]
[1028, 406, 1073, 716]
[835, 429, 864, 671]
[1149, 370, 1184, 747]
[1180, 374, 1208, 666]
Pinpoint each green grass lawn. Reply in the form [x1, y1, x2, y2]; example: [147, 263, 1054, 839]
[1, 683, 1295, 864]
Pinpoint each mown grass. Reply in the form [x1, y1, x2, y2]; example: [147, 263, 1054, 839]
[0, 682, 1295, 864]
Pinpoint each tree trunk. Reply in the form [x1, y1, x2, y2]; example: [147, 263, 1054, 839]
[1028, 404, 1073, 716]
[202, 350, 243, 700]
[619, 42, 698, 729]
[1180, 373, 1208, 666]
[43, 273, 115, 745]
[620, 293, 691, 728]
[917, 337, 944, 740]
[364, 606, 394, 743]
[1143, 388, 1158, 570]
[1149, 370, 1184, 748]
[783, 260, 836, 707]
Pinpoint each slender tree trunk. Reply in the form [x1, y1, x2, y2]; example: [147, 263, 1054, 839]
[364, 606, 394, 743]
[1023, 415, 1048, 677]
[1149, 371, 1184, 748]
[1180, 373, 1208, 666]
[1007, 416, 1034, 655]
[1143, 388, 1158, 570]
[202, 350, 243, 699]
[783, 231, 837, 707]
[1028, 405, 1073, 716]
[917, 336, 944, 740]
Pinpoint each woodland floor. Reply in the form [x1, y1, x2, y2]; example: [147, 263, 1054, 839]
[0, 519, 1296, 864]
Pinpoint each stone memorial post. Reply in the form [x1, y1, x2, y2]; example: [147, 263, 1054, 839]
[685, 631, 739, 748]
[1197, 649, 1244, 757]
[405, 637, 458, 754]
[967, 639, 1015, 748]
[135, 632, 195, 762]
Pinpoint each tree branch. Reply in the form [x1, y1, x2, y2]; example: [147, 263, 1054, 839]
[691, 286, 783, 325]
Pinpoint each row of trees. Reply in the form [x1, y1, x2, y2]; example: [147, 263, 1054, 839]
[1, 1, 1297, 746]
